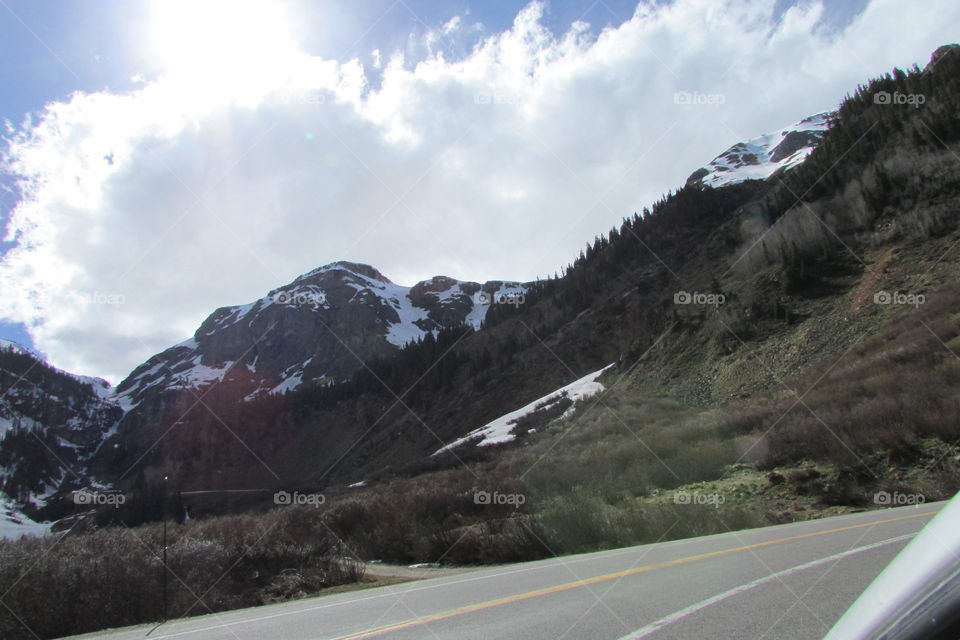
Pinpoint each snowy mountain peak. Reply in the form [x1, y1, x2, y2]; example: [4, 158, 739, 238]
[0, 339, 113, 399]
[687, 111, 833, 188]
[113, 263, 528, 410]
[0, 339, 40, 359]
[299, 261, 393, 284]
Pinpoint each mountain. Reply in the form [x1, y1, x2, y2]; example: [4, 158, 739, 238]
[9, 43, 960, 532]
[0, 263, 526, 529]
[0, 103, 866, 528]
[0, 118, 825, 525]
[686, 111, 832, 188]
[114, 261, 526, 411]
[71, 263, 530, 513]
[0, 340, 122, 534]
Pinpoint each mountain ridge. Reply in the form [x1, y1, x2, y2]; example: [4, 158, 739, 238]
[0, 107, 830, 532]
[112, 260, 528, 411]
[0, 96, 870, 532]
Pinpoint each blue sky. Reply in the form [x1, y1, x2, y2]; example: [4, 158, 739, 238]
[0, 0, 951, 380]
[0, 1, 643, 122]
[0, 0, 870, 125]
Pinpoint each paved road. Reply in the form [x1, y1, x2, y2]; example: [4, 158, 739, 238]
[65, 502, 941, 640]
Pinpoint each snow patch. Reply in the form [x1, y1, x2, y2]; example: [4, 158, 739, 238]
[385, 288, 431, 346]
[465, 282, 526, 329]
[0, 501, 52, 541]
[0, 339, 41, 359]
[434, 364, 614, 454]
[270, 370, 305, 395]
[696, 112, 832, 188]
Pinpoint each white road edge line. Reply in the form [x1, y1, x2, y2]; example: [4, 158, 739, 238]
[616, 533, 915, 640]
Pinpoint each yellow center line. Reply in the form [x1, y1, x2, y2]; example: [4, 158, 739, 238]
[327, 511, 933, 639]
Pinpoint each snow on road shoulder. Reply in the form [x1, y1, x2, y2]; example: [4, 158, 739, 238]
[434, 363, 615, 454]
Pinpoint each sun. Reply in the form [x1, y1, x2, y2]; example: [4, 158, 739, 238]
[149, 0, 299, 96]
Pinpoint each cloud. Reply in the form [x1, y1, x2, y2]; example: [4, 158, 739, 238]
[1, 0, 957, 383]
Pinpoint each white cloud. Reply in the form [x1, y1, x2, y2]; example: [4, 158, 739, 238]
[1, 0, 957, 383]
[442, 15, 462, 35]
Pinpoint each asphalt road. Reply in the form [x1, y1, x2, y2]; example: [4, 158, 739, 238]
[66, 502, 942, 640]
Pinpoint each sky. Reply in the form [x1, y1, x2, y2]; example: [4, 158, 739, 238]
[0, 0, 955, 384]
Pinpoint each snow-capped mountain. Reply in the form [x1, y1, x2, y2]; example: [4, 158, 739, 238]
[0, 262, 528, 526]
[686, 112, 833, 188]
[77, 261, 530, 508]
[114, 261, 526, 410]
[0, 111, 838, 532]
[0, 340, 122, 536]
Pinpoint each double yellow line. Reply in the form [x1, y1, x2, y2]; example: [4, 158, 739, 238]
[330, 511, 932, 639]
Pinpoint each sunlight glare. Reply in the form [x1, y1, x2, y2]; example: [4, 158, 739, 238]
[150, 0, 300, 100]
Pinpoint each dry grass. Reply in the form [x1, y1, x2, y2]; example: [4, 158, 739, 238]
[720, 283, 960, 473]
[0, 507, 363, 640]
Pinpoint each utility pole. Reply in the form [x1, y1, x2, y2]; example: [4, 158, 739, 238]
[162, 474, 169, 623]
[150, 486, 273, 628]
